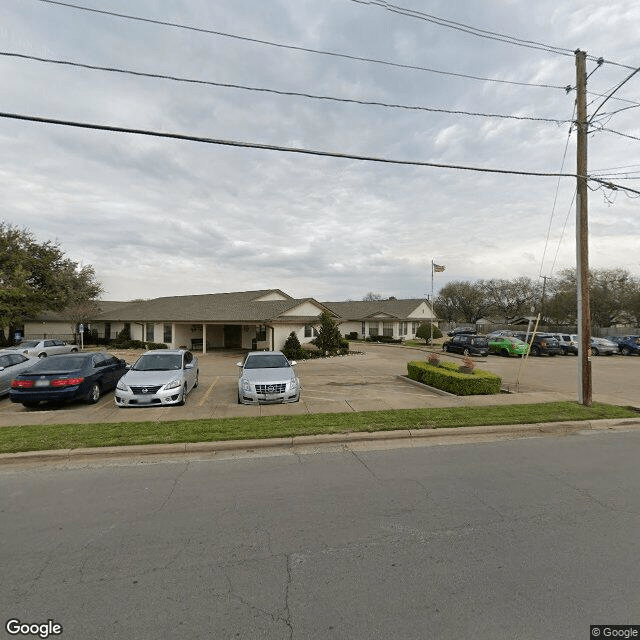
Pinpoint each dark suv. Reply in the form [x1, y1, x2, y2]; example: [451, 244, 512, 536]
[513, 332, 563, 356]
[442, 334, 489, 356]
[617, 336, 640, 356]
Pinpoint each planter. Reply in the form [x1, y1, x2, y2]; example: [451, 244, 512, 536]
[458, 366, 474, 374]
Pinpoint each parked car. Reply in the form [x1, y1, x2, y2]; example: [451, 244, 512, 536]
[442, 334, 489, 356]
[447, 327, 477, 337]
[115, 349, 199, 407]
[6, 339, 79, 358]
[9, 352, 128, 408]
[0, 351, 39, 397]
[590, 337, 618, 356]
[616, 336, 640, 356]
[552, 333, 578, 355]
[237, 351, 300, 405]
[488, 336, 528, 357]
[485, 330, 518, 340]
[513, 332, 562, 356]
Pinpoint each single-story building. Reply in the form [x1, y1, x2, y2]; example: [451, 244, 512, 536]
[23, 289, 436, 352]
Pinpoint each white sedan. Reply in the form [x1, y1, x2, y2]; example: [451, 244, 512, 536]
[9, 339, 79, 358]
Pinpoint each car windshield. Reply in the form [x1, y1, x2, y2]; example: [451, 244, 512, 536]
[244, 354, 290, 369]
[17, 341, 40, 348]
[28, 355, 88, 372]
[471, 338, 488, 346]
[509, 338, 527, 345]
[133, 354, 183, 371]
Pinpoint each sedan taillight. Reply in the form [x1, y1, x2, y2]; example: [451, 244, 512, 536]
[11, 379, 34, 388]
[51, 377, 84, 387]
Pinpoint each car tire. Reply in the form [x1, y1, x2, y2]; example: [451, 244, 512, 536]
[463, 348, 470, 356]
[237, 392, 242, 405]
[86, 382, 101, 404]
[194, 371, 199, 388]
[531, 346, 540, 357]
[38, 352, 47, 358]
[591, 347, 599, 356]
[500, 349, 509, 357]
[22, 401, 39, 409]
[70, 348, 78, 353]
[443, 344, 449, 352]
[177, 385, 187, 406]
[622, 347, 631, 356]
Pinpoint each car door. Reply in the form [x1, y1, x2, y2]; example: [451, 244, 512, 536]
[0, 354, 14, 394]
[183, 351, 197, 391]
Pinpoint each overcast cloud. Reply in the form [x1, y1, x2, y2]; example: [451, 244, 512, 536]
[2, 0, 639, 301]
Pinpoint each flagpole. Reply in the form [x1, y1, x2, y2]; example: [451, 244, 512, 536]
[430, 260, 434, 349]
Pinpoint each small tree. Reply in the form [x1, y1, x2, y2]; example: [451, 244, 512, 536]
[282, 331, 305, 361]
[416, 322, 442, 345]
[313, 311, 346, 356]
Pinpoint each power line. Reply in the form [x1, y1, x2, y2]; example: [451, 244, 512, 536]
[0, 110, 579, 178]
[348, 0, 636, 70]
[34, 0, 568, 91]
[0, 51, 571, 124]
[588, 65, 640, 123]
[598, 128, 640, 142]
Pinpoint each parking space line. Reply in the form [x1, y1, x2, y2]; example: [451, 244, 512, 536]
[198, 376, 219, 406]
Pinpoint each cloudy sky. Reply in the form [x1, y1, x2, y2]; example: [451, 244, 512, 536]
[2, 0, 639, 302]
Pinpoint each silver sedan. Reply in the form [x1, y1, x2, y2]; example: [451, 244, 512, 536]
[0, 351, 39, 396]
[7, 339, 79, 358]
[115, 349, 199, 407]
[237, 351, 300, 404]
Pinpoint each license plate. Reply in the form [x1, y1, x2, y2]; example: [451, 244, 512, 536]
[35, 380, 50, 387]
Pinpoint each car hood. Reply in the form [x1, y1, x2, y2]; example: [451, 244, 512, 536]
[241, 367, 295, 383]
[122, 369, 183, 386]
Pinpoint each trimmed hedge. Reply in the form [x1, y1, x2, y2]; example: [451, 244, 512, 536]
[407, 360, 502, 396]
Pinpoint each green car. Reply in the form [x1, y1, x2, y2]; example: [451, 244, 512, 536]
[488, 336, 529, 357]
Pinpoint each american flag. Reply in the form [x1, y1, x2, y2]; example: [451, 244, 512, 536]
[433, 263, 445, 272]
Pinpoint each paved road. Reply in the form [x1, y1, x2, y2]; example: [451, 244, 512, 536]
[2, 427, 639, 639]
[0, 344, 637, 427]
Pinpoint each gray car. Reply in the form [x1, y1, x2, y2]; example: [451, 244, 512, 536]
[590, 337, 618, 356]
[7, 339, 79, 358]
[115, 349, 199, 407]
[0, 351, 39, 396]
[237, 351, 300, 404]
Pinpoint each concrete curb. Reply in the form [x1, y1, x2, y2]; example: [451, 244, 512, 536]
[1, 418, 639, 466]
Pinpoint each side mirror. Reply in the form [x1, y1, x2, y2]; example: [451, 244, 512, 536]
[290, 361, 297, 366]
[236, 362, 243, 367]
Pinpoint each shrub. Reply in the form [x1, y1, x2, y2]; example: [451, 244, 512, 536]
[282, 332, 306, 361]
[346, 332, 358, 340]
[365, 335, 402, 344]
[407, 360, 501, 395]
[313, 311, 347, 356]
[416, 322, 443, 344]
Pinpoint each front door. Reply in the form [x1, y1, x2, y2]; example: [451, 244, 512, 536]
[223, 325, 242, 349]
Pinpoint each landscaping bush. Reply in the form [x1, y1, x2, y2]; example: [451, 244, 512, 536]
[282, 331, 306, 361]
[365, 335, 402, 344]
[313, 312, 350, 356]
[346, 332, 358, 340]
[416, 322, 442, 345]
[407, 360, 501, 395]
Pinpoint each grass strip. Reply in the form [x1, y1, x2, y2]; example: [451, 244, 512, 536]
[0, 402, 637, 455]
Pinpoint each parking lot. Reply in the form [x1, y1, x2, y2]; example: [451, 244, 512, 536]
[0, 343, 637, 427]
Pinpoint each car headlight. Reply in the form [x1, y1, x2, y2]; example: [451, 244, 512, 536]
[241, 378, 251, 392]
[163, 378, 182, 390]
[290, 377, 298, 391]
[116, 379, 130, 392]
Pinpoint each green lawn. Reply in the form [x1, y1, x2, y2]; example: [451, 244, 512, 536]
[0, 402, 636, 454]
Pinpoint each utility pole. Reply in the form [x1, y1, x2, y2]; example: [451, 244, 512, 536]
[575, 49, 592, 406]
[539, 275, 550, 323]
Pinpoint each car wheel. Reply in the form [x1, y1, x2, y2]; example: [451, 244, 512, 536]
[237, 392, 242, 405]
[70, 348, 78, 353]
[38, 352, 47, 358]
[443, 344, 449, 352]
[463, 348, 470, 356]
[622, 347, 631, 356]
[531, 346, 540, 357]
[22, 401, 39, 409]
[500, 349, 509, 357]
[591, 347, 599, 356]
[177, 385, 187, 406]
[194, 371, 199, 388]
[86, 382, 101, 404]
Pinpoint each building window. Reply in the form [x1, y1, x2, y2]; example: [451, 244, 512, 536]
[163, 324, 172, 343]
[361, 322, 366, 336]
[256, 325, 267, 341]
[383, 322, 394, 337]
[412, 322, 419, 334]
[304, 325, 318, 338]
[399, 322, 408, 336]
[369, 325, 379, 337]
[146, 323, 154, 342]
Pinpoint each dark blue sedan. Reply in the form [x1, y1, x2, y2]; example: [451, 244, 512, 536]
[10, 352, 128, 408]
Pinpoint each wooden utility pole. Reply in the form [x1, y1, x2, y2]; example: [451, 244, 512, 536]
[575, 49, 592, 406]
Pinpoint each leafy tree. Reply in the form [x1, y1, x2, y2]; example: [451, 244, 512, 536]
[433, 280, 490, 323]
[313, 311, 346, 355]
[484, 277, 539, 322]
[362, 292, 384, 301]
[282, 331, 305, 361]
[416, 322, 442, 345]
[0, 223, 103, 330]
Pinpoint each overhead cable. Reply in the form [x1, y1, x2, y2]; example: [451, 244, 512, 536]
[34, 0, 568, 90]
[0, 110, 578, 178]
[0, 52, 571, 124]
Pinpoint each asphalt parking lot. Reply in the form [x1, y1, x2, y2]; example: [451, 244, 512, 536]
[0, 343, 637, 427]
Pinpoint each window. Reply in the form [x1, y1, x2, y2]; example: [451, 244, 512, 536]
[304, 325, 318, 338]
[256, 325, 267, 341]
[369, 325, 379, 337]
[412, 322, 419, 334]
[383, 322, 394, 337]
[163, 324, 172, 343]
[361, 322, 366, 336]
[146, 323, 154, 342]
[399, 322, 408, 336]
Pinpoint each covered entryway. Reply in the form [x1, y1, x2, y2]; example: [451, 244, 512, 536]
[223, 325, 242, 349]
